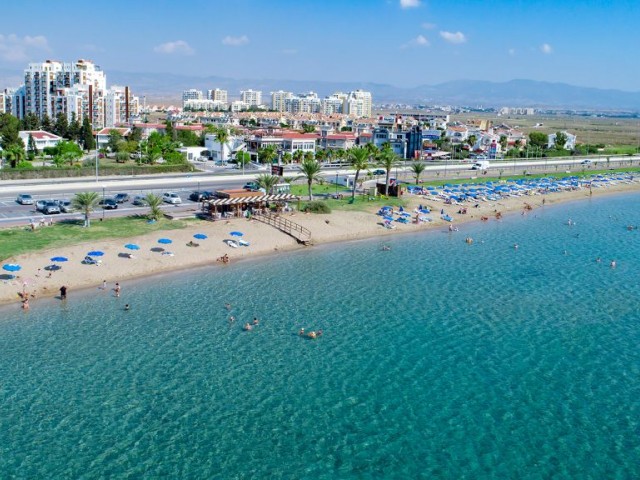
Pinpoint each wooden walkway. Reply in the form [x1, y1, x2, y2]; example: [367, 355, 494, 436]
[254, 212, 312, 245]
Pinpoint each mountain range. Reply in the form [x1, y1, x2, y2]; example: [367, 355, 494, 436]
[1, 67, 639, 111]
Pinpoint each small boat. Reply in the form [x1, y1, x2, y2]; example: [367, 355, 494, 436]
[238, 239, 250, 247]
[225, 239, 239, 248]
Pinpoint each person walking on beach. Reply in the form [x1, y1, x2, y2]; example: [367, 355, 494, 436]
[114, 282, 121, 297]
[102, 280, 107, 290]
[59, 285, 67, 300]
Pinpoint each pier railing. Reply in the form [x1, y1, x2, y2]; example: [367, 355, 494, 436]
[254, 212, 312, 245]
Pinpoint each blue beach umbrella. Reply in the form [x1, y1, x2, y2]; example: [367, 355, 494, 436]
[50, 256, 68, 262]
[87, 250, 104, 257]
[124, 243, 140, 250]
[3, 264, 21, 272]
[158, 238, 173, 245]
[230, 231, 244, 237]
[193, 233, 208, 240]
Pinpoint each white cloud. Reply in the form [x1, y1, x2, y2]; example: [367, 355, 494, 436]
[222, 35, 249, 47]
[0, 33, 51, 62]
[402, 35, 430, 49]
[153, 40, 194, 55]
[540, 43, 553, 54]
[440, 31, 467, 44]
[421, 22, 436, 30]
[400, 0, 421, 8]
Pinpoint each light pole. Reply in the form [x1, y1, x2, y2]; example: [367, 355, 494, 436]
[335, 171, 338, 195]
[95, 132, 99, 182]
[102, 187, 105, 220]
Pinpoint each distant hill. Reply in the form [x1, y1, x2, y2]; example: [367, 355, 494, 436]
[2, 66, 639, 111]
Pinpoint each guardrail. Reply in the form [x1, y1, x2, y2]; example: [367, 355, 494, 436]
[254, 211, 311, 244]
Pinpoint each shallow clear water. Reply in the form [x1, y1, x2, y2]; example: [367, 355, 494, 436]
[1, 193, 639, 479]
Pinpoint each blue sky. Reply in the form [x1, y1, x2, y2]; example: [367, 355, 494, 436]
[1, 0, 638, 91]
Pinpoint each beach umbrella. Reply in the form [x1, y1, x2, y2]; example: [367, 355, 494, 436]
[193, 233, 208, 240]
[230, 231, 244, 237]
[87, 250, 104, 257]
[50, 256, 68, 262]
[124, 243, 140, 250]
[2, 264, 21, 272]
[158, 238, 173, 245]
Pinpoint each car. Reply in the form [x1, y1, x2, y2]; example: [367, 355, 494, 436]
[56, 200, 74, 213]
[132, 195, 148, 206]
[113, 193, 130, 203]
[41, 201, 61, 215]
[580, 159, 593, 165]
[16, 194, 34, 205]
[99, 198, 118, 209]
[162, 192, 182, 204]
[372, 169, 385, 175]
[189, 191, 214, 202]
[36, 199, 59, 213]
[243, 182, 260, 191]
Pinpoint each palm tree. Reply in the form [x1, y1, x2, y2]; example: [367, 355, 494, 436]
[364, 142, 378, 160]
[377, 146, 400, 196]
[297, 158, 323, 200]
[145, 193, 163, 221]
[258, 145, 278, 164]
[347, 147, 369, 200]
[256, 174, 280, 194]
[281, 152, 293, 164]
[292, 149, 304, 163]
[72, 191, 99, 227]
[315, 148, 329, 164]
[214, 127, 230, 163]
[4, 144, 26, 168]
[410, 162, 427, 185]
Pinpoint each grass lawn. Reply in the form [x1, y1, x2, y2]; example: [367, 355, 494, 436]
[0, 216, 193, 262]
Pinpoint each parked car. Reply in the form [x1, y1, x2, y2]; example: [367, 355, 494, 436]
[113, 193, 130, 203]
[243, 182, 260, 192]
[56, 199, 74, 213]
[40, 201, 61, 215]
[132, 195, 148, 206]
[189, 190, 214, 202]
[372, 169, 385, 175]
[99, 198, 118, 209]
[162, 192, 182, 204]
[16, 194, 34, 205]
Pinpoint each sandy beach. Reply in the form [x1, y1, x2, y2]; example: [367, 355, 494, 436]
[2, 181, 639, 308]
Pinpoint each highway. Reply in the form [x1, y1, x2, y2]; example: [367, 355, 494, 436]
[0, 155, 637, 227]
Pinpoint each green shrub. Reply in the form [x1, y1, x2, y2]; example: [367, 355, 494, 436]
[302, 201, 331, 213]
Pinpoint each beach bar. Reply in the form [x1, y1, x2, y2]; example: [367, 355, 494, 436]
[202, 190, 300, 220]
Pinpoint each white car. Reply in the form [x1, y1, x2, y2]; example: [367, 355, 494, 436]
[163, 192, 182, 204]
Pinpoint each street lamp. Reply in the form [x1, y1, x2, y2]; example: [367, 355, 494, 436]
[102, 187, 105, 220]
[95, 132, 99, 182]
[335, 171, 339, 195]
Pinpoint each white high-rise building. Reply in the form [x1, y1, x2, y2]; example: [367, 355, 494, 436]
[240, 89, 262, 107]
[182, 89, 204, 105]
[207, 88, 227, 103]
[271, 90, 293, 112]
[15, 59, 137, 128]
[345, 89, 372, 118]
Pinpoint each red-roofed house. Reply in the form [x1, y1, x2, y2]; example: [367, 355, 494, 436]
[320, 133, 356, 151]
[19, 130, 63, 151]
[97, 127, 131, 149]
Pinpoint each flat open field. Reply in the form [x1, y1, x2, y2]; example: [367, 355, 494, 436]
[450, 112, 640, 149]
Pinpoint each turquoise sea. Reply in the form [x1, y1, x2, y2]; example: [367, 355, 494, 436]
[1, 193, 639, 479]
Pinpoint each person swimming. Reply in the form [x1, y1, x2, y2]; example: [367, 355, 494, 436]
[243, 323, 252, 331]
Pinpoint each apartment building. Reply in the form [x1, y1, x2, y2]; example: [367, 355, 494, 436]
[182, 89, 204, 104]
[12, 59, 137, 128]
[207, 88, 228, 103]
[240, 89, 262, 107]
[271, 90, 293, 112]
